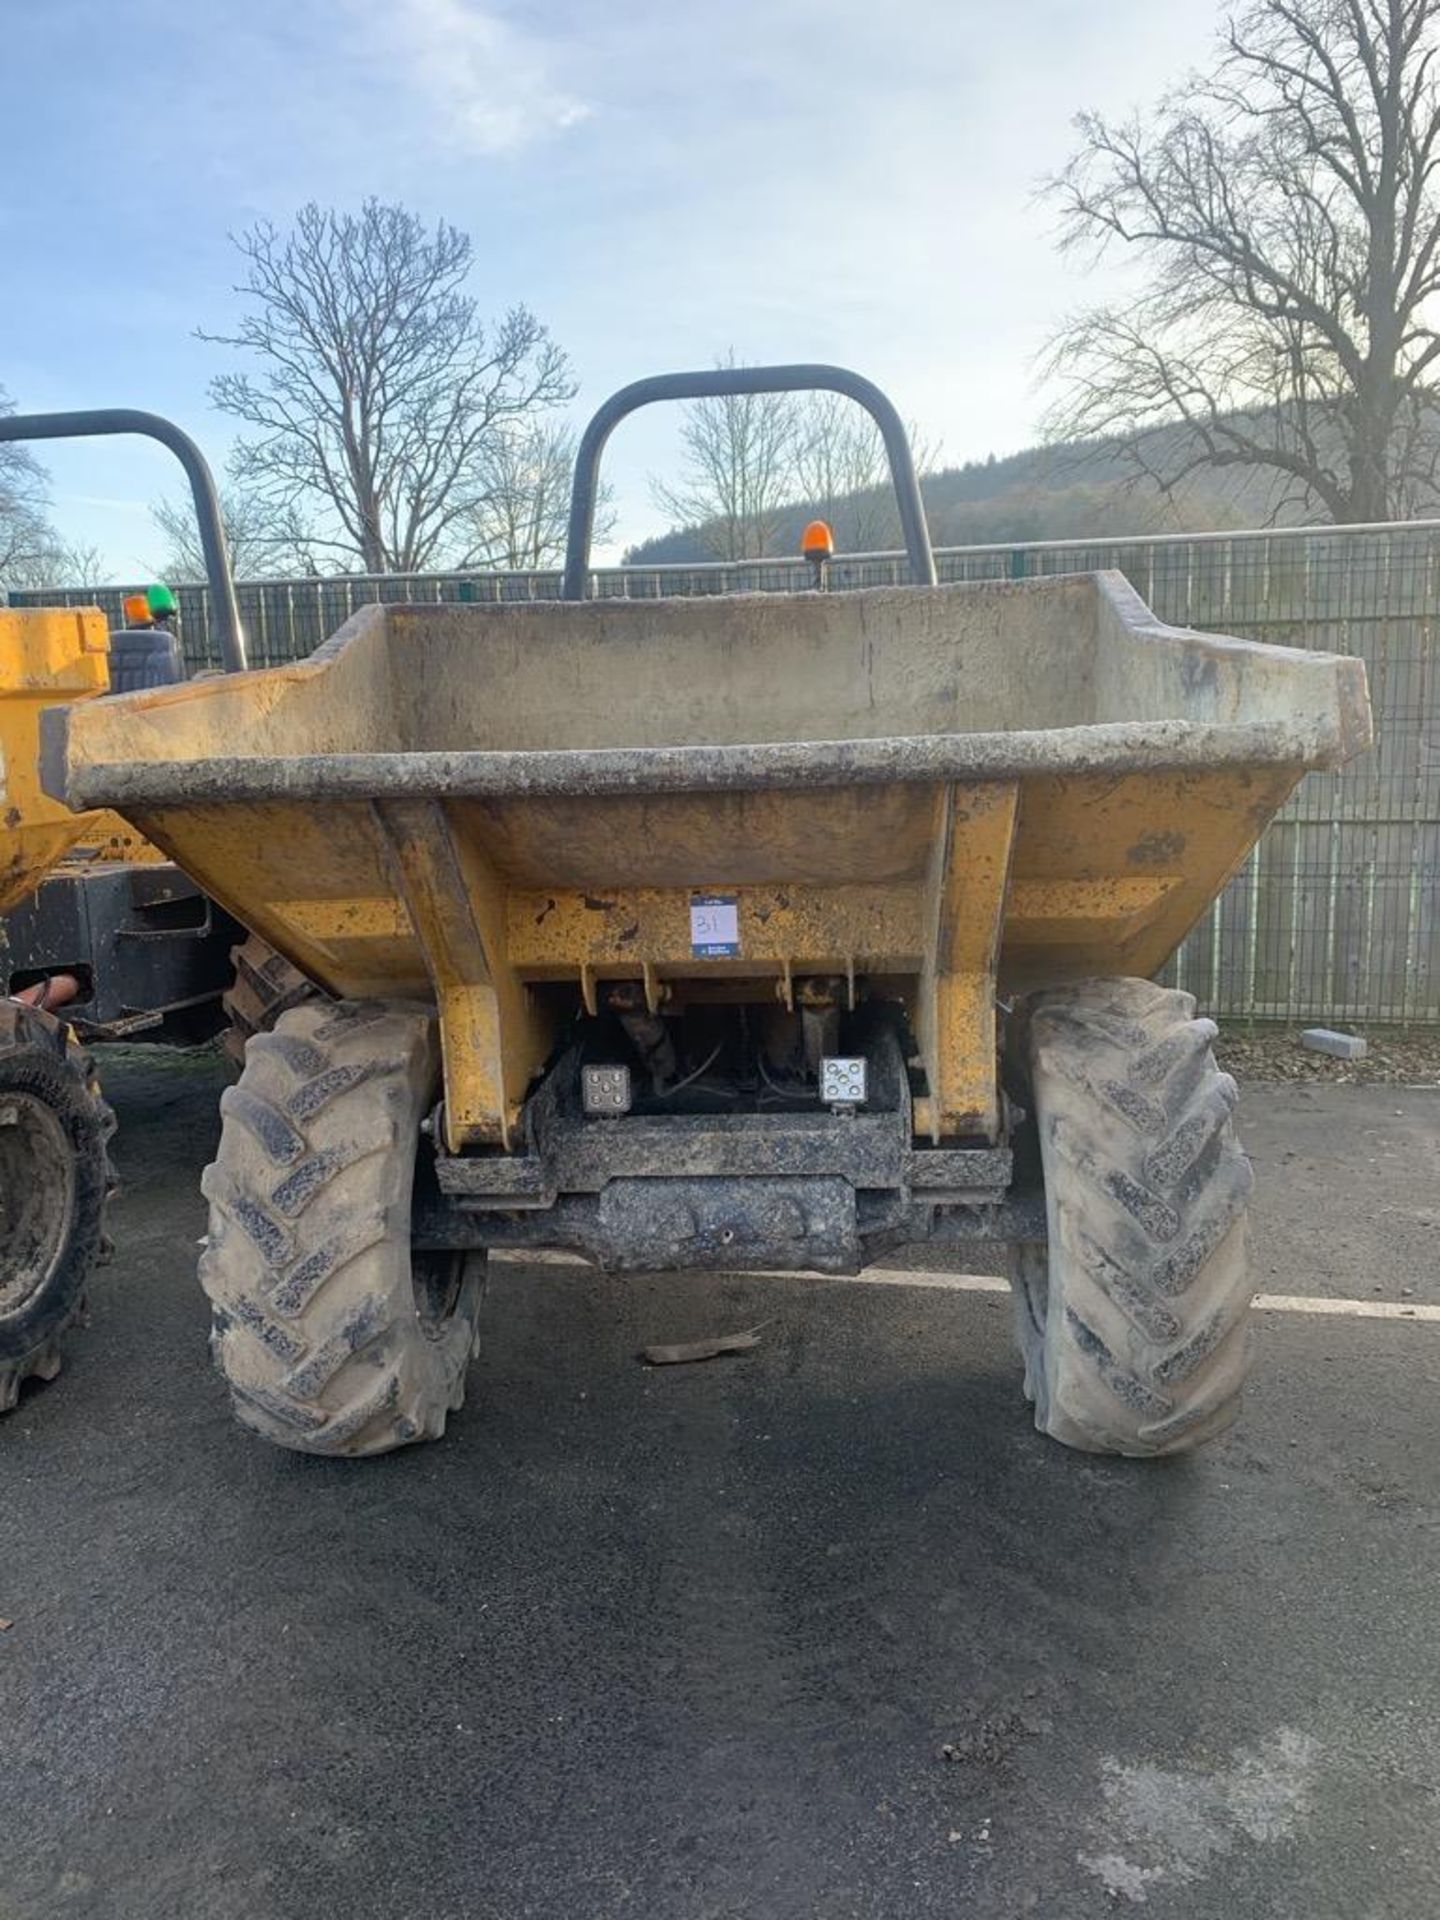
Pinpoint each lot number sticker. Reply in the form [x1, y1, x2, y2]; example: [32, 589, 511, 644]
[691, 894, 740, 957]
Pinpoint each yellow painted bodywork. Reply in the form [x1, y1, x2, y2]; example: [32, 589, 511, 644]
[113, 759, 1303, 1152]
[0, 608, 163, 917]
[49, 585, 1368, 1153]
[0, 608, 111, 914]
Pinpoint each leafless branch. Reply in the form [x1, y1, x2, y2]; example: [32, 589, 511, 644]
[649, 352, 803, 560]
[0, 386, 64, 589]
[201, 201, 575, 572]
[1044, 0, 1440, 521]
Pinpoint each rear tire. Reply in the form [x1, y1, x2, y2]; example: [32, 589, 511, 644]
[1007, 977, 1254, 1457]
[0, 1001, 115, 1410]
[200, 999, 484, 1457]
[222, 933, 323, 1068]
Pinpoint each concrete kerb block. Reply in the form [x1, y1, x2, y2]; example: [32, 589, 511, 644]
[1300, 1028, 1368, 1060]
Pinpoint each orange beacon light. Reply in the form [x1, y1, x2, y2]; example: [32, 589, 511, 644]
[800, 518, 834, 587]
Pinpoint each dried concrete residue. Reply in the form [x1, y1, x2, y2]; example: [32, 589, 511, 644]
[1077, 1727, 1319, 1905]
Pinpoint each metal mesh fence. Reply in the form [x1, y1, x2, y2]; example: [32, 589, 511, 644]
[12, 522, 1439, 1025]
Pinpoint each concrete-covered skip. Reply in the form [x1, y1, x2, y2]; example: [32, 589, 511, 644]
[45, 571, 1370, 1155]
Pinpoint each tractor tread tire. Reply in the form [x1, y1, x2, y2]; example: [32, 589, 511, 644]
[0, 1000, 116, 1411]
[222, 934, 323, 1068]
[1008, 977, 1253, 1457]
[200, 999, 482, 1457]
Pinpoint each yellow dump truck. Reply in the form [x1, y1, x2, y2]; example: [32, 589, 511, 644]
[0, 409, 277, 1407]
[40, 370, 1372, 1460]
[0, 606, 118, 1407]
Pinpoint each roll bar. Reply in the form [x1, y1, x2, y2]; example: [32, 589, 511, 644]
[0, 408, 246, 671]
[562, 365, 936, 600]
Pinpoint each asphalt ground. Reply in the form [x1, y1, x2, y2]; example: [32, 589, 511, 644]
[2, 1050, 1438, 1919]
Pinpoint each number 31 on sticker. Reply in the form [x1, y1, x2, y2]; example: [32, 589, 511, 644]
[690, 893, 740, 957]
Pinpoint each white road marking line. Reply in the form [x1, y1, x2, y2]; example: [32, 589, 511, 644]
[1252, 1293, 1440, 1321]
[850, 1272, 1440, 1320]
[490, 1252, 1439, 1320]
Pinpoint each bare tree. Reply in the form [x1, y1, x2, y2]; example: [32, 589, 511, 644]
[55, 542, 111, 589]
[0, 387, 62, 590]
[201, 201, 575, 573]
[790, 393, 943, 549]
[650, 353, 801, 559]
[150, 487, 321, 582]
[1046, 0, 1440, 523]
[458, 421, 614, 571]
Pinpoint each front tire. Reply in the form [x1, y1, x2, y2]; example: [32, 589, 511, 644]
[0, 1001, 115, 1410]
[200, 999, 483, 1456]
[1008, 977, 1254, 1457]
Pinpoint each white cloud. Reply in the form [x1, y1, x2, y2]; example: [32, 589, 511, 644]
[372, 0, 588, 154]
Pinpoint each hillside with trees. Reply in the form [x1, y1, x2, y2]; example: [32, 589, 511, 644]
[624, 423, 1293, 567]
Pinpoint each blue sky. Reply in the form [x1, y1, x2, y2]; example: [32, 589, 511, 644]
[1, 0, 1221, 576]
